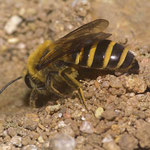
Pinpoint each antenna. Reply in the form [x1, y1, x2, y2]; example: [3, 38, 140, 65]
[0, 76, 22, 94]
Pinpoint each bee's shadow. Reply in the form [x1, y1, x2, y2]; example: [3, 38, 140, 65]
[77, 67, 115, 80]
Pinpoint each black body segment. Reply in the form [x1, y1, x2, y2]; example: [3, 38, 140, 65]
[79, 44, 92, 66]
[120, 51, 134, 69]
[91, 40, 111, 68]
[128, 59, 139, 73]
[107, 43, 124, 69]
[71, 39, 138, 72]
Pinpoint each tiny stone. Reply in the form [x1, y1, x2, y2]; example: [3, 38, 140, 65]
[76, 136, 85, 144]
[22, 136, 31, 146]
[60, 126, 75, 137]
[23, 119, 38, 130]
[125, 76, 147, 93]
[95, 107, 104, 119]
[45, 104, 61, 113]
[38, 136, 44, 143]
[11, 135, 22, 147]
[102, 135, 113, 143]
[19, 8, 26, 16]
[23, 145, 37, 150]
[102, 81, 110, 88]
[0, 144, 12, 150]
[58, 121, 66, 128]
[23, 113, 39, 130]
[110, 77, 122, 88]
[8, 38, 19, 44]
[17, 43, 26, 49]
[102, 109, 117, 121]
[103, 141, 121, 150]
[80, 121, 94, 134]
[118, 133, 138, 150]
[72, 110, 82, 118]
[58, 113, 63, 118]
[4, 15, 22, 34]
[42, 141, 50, 149]
[50, 133, 76, 150]
[81, 116, 85, 121]
[135, 121, 150, 148]
[4, 135, 11, 143]
[7, 127, 17, 137]
[25, 113, 39, 122]
[0, 122, 4, 134]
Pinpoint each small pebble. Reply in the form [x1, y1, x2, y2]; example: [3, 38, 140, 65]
[50, 133, 76, 150]
[17, 43, 26, 49]
[72, 110, 82, 118]
[19, 8, 26, 16]
[60, 126, 75, 137]
[11, 135, 22, 147]
[23, 145, 37, 150]
[102, 109, 116, 121]
[45, 104, 61, 113]
[0, 122, 4, 134]
[58, 113, 63, 118]
[125, 76, 147, 93]
[102, 135, 113, 143]
[58, 121, 66, 128]
[4, 15, 22, 34]
[80, 121, 94, 134]
[95, 107, 104, 119]
[8, 38, 19, 44]
[23, 113, 39, 130]
[81, 116, 85, 121]
[38, 136, 44, 143]
[135, 121, 150, 148]
[76, 136, 85, 144]
[118, 133, 138, 150]
[7, 127, 17, 137]
[103, 141, 121, 150]
[42, 141, 50, 149]
[0, 144, 12, 150]
[110, 77, 122, 88]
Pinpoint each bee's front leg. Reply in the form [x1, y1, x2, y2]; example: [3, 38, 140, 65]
[29, 88, 38, 108]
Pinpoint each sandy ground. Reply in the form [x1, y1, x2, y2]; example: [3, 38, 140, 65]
[0, 0, 150, 149]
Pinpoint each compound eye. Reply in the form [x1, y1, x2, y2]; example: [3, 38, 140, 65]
[24, 74, 32, 89]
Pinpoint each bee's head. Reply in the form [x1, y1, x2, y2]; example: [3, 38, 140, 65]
[24, 71, 45, 90]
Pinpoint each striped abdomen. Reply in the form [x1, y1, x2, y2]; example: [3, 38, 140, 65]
[72, 40, 139, 73]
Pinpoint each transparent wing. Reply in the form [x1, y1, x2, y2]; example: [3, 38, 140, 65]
[36, 19, 111, 70]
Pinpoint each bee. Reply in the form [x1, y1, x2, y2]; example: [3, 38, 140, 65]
[0, 19, 139, 109]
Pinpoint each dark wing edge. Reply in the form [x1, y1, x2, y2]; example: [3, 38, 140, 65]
[61, 19, 109, 40]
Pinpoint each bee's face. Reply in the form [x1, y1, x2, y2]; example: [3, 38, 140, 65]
[24, 72, 46, 91]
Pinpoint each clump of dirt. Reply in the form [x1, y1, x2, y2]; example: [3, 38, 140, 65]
[0, 0, 150, 149]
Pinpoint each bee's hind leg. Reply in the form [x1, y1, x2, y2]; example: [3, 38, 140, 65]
[59, 68, 88, 110]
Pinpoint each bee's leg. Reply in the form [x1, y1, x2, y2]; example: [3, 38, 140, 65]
[50, 80, 64, 97]
[59, 68, 88, 110]
[46, 72, 64, 98]
[29, 88, 38, 108]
